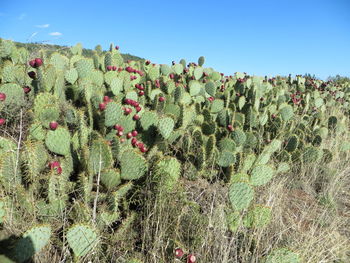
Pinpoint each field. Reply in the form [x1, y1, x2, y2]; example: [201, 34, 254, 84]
[0, 39, 349, 263]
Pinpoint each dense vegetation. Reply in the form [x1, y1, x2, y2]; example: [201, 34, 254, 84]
[0, 38, 349, 263]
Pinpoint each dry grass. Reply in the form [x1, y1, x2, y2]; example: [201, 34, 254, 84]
[136, 112, 350, 263]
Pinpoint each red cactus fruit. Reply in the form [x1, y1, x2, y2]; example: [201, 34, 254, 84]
[227, 124, 234, 131]
[133, 114, 140, 121]
[125, 66, 134, 73]
[137, 142, 144, 149]
[0, 93, 6, 101]
[49, 161, 60, 169]
[56, 166, 62, 174]
[174, 248, 184, 258]
[23, 86, 31, 93]
[112, 66, 117, 71]
[124, 108, 132, 115]
[34, 58, 43, 67]
[127, 132, 133, 139]
[131, 130, 138, 137]
[187, 254, 196, 263]
[99, 102, 106, 111]
[0, 118, 5, 125]
[29, 60, 36, 67]
[138, 91, 144, 96]
[131, 137, 138, 145]
[135, 106, 142, 112]
[117, 131, 123, 137]
[140, 146, 147, 153]
[103, 96, 110, 102]
[49, 121, 58, 130]
[169, 73, 175, 79]
[115, 45, 119, 50]
[120, 138, 126, 143]
[159, 96, 165, 102]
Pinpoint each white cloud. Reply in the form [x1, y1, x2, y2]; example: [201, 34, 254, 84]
[36, 24, 50, 28]
[49, 32, 62, 36]
[18, 13, 26, 20]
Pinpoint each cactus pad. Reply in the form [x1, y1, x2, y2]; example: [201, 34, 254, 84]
[153, 157, 181, 192]
[66, 224, 99, 258]
[45, 127, 71, 156]
[158, 117, 175, 140]
[229, 182, 254, 211]
[119, 149, 148, 180]
[250, 164, 275, 186]
[12, 225, 52, 263]
[265, 248, 300, 263]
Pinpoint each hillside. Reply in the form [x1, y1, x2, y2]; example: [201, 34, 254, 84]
[7, 39, 145, 62]
[0, 38, 349, 263]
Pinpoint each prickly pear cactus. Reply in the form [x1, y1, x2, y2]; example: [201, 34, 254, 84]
[119, 149, 148, 180]
[229, 182, 254, 211]
[153, 156, 181, 192]
[265, 248, 300, 263]
[11, 224, 52, 263]
[45, 127, 71, 156]
[250, 165, 275, 186]
[66, 224, 99, 258]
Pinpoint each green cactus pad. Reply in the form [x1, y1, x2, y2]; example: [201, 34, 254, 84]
[89, 139, 113, 175]
[218, 138, 236, 152]
[302, 146, 323, 163]
[231, 129, 246, 147]
[277, 162, 290, 174]
[194, 67, 204, 80]
[23, 140, 48, 181]
[250, 164, 275, 186]
[148, 66, 160, 81]
[12, 225, 52, 263]
[285, 135, 299, 152]
[39, 105, 60, 128]
[119, 149, 148, 180]
[279, 105, 294, 122]
[160, 64, 172, 76]
[229, 182, 254, 211]
[45, 127, 71, 156]
[100, 168, 121, 190]
[198, 56, 205, 67]
[172, 63, 183, 75]
[110, 77, 123, 95]
[28, 122, 46, 141]
[265, 248, 300, 263]
[158, 117, 175, 140]
[153, 157, 181, 192]
[210, 99, 224, 113]
[328, 116, 337, 130]
[0, 83, 25, 107]
[189, 81, 202, 96]
[240, 153, 256, 174]
[140, 110, 159, 130]
[226, 210, 241, 232]
[66, 224, 99, 258]
[75, 58, 94, 79]
[205, 81, 216, 97]
[104, 102, 124, 127]
[243, 205, 272, 228]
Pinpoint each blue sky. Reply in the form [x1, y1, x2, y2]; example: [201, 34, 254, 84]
[1, 0, 349, 79]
